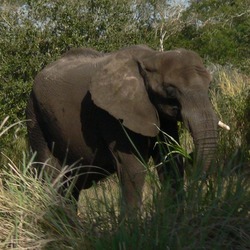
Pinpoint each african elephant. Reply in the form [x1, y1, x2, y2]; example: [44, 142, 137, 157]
[26, 45, 219, 211]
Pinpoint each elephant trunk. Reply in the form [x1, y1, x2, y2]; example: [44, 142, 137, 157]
[191, 119, 218, 171]
[182, 95, 219, 172]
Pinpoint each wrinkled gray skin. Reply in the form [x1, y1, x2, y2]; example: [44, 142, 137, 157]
[26, 45, 218, 211]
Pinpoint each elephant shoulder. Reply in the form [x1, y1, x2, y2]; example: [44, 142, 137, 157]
[62, 48, 102, 59]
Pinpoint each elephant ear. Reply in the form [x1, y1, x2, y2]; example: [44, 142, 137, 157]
[89, 54, 159, 137]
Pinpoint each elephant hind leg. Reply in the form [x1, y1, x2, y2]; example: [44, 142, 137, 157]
[26, 93, 61, 179]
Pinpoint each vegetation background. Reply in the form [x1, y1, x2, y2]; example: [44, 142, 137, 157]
[0, 0, 249, 249]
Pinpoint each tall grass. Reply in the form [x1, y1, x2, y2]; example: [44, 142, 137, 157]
[0, 67, 249, 249]
[0, 152, 94, 249]
[210, 65, 250, 164]
[1, 155, 249, 249]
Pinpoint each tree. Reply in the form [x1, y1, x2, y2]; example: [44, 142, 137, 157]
[169, 0, 250, 71]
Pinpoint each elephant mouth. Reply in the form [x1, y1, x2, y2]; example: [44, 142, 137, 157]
[157, 102, 182, 121]
[162, 106, 181, 121]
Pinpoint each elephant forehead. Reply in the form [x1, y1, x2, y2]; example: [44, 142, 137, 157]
[177, 65, 211, 83]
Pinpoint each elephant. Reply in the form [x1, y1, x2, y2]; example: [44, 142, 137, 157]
[26, 45, 220, 212]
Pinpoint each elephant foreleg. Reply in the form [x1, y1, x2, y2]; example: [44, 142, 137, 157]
[114, 151, 146, 215]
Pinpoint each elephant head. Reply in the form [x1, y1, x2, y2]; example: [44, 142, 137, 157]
[90, 48, 219, 171]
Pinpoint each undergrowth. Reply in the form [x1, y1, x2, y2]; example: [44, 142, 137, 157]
[0, 150, 249, 249]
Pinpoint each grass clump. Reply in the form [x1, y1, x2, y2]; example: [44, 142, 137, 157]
[0, 153, 92, 249]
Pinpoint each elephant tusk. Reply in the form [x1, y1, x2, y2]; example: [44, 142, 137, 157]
[218, 121, 230, 131]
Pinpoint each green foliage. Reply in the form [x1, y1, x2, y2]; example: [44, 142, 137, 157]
[169, 0, 250, 71]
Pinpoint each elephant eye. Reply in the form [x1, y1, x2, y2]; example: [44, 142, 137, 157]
[164, 85, 177, 98]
